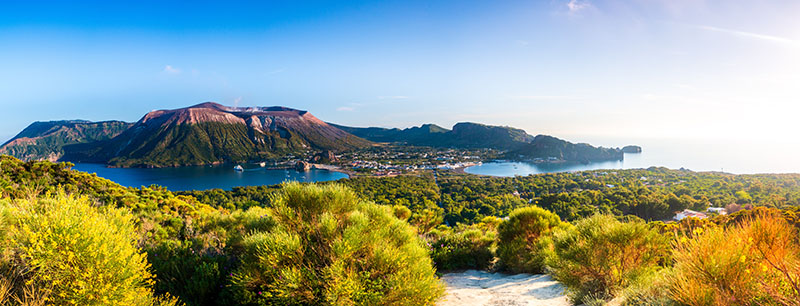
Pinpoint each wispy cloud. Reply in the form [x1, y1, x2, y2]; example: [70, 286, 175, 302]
[163, 65, 181, 74]
[232, 96, 242, 107]
[566, 0, 590, 13]
[509, 95, 582, 100]
[695, 25, 800, 47]
[337, 106, 355, 112]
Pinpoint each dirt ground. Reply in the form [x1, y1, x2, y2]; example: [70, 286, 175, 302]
[439, 270, 570, 306]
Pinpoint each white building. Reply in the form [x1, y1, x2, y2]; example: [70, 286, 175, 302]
[673, 209, 708, 221]
[707, 207, 727, 215]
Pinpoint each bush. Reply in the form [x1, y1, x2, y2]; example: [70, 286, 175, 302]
[547, 214, 669, 303]
[620, 268, 677, 306]
[430, 226, 495, 271]
[147, 240, 230, 306]
[670, 212, 800, 305]
[146, 206, 275, 306]
[393, 205, 412, 221]
[0, 192, 168, 305]
[226, 183, 443, 305]
[496, 206, 564, 273]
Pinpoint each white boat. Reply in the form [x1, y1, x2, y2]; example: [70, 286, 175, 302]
[259, 162, 266, 167]
[234, 165, 244, 171]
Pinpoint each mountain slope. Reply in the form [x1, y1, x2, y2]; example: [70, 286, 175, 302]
[334, 122, 623, 162]
[77, 103, 371, 167]
[332, 123, 449, 144]
[332, 122, 532, 150]
[507, 135, 623, 162]
[0, 120, 132, 162]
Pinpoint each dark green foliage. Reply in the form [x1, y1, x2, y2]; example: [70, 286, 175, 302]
[496, 206, 564, 273]
[338, 175, 441, 213]
[179, 185, 282, 210]
[147, 240, 232, 306]
[181, 167, 800, 226]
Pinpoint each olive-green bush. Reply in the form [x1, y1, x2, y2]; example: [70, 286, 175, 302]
[496, 206, 564, 273]
[547, 214, 669, 303]
[430, 227, 495, 271]
[226, 183, 443, 305]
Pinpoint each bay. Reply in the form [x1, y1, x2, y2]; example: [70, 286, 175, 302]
[466, 137, 800, 176]
[70, 163, 349, 191]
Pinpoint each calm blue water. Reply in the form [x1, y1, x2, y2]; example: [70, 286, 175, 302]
[466, 137, 800, 176]
[71, 163, 348, 191]
[465, 159, 633, 177]
[69, 137, 800, 187]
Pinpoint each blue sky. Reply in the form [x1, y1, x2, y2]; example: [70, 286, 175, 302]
[1, 0, 799, 146]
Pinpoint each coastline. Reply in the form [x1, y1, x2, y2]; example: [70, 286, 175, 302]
[309, 163, 355, 178]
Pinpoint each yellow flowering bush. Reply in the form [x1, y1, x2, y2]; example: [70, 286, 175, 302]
[0, 192, 170, 305]
[670, 212, 800, 305]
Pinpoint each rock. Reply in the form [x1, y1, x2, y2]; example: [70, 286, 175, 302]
[295, 161, 312, 171]
[622, 145, 642, 153]
[312, 150, 338, 163]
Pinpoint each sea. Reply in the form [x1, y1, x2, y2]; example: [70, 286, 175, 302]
[70, 163, 348, 191]
[68, 137, 800, 190]
[465, 137, 800, 177]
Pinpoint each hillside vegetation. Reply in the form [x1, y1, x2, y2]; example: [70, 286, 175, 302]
[2, 103, 372, 168]
[0, 156, 442, 305]
[0, 120, 131, 162]
[2, 155, 800, 305]
[334, 122, 623, 162]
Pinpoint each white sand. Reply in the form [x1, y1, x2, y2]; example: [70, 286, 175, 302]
[439, 270, 570, 306]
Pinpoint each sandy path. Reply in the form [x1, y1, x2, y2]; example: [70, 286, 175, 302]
[439, 270, 570, 306]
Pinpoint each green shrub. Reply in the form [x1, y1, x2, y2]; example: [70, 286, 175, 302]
[496, 206, 564, 273]
[670, 212, 800, 305]
[226, 183, 443, 305]
[146, 206, 277, 306]
[620, 268, 677, 306]
[147, 240, 230, 306]
[430, 226, 495, 271]
[547, 214, 669, 303]
[393, 205, 412, 221]
[0, 192, 168, 305]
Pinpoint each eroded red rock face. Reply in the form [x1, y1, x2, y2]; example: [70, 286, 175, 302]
[89, 102, 371, 166]
[142, 103, 320, 126]
[137, 102, 351, 141]
[1, 103, 371, 166]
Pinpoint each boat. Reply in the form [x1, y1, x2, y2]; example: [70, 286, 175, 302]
[259, 162, 266, 167]
[234, 165, 244, 172]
